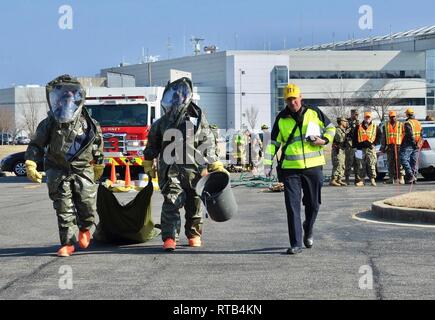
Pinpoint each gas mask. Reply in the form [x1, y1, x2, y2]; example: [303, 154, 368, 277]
[161, 78, 193, 120]
[46, 75, 85, 124]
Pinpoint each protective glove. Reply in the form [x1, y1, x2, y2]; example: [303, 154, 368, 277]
[93, 164, 105, 182]
[25, 160, 42, 184]
[207, 161, 230, 176]
[143, 160, 156, 179]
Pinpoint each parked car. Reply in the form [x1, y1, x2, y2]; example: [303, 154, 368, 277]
[0, 133, 13, 145]
[419, 121, 435, 180]
[0, 152, 43, 177]
[375, 144, 388, 180]
[14, 136, 31, 145]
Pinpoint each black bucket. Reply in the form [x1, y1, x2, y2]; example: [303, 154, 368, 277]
[196, 172, 238, 222]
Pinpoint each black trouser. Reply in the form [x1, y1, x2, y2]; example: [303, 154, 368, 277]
[281, 166, 323, 248]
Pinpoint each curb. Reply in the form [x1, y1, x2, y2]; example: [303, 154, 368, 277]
[372, 201, 435, 224]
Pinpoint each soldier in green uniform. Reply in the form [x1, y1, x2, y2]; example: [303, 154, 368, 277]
[25, 75, 104, 257]
[142, 77, 227, 252]
[345, 109, 360, 185]
[330, 117, 349, 186]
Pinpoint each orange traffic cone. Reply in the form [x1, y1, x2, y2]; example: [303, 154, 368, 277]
[110, 161, 116, 184]
[124, 160, 131, 187]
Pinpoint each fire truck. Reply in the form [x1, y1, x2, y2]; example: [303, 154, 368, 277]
[84, 87, 165, 179]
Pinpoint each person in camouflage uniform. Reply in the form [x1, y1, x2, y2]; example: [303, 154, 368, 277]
[25, 75, 104, 257]
[142, 77, 227, 252]
[345, 109, 360, 185]
[330, 117, 349, 186]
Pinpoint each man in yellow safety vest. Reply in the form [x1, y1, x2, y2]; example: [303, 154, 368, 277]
[264, 84, 336, 255]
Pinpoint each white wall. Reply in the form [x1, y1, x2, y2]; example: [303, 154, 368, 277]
[229, 52, 289, 130]
[288, 51, 425, 71]
[101, 52, 227, 88]
[294, 78, 426, 99]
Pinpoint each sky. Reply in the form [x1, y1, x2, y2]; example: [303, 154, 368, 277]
[0, 0, 434, 88]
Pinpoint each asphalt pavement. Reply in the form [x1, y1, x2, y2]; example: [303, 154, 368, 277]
[0, 174, 434, 300]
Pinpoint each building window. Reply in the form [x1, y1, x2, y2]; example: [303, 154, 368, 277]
[272, 66, 289, 118]
[303, 98, 426, 107]
[427, 50, 435, 110]
[289, 70, 425, 79]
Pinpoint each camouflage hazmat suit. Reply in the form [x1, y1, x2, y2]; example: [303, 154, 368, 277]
[143, 78, 219, 241]
[25, 75, 104, 246]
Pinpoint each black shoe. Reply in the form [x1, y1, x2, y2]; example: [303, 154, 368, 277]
[286, 247, 302, 255]
[303, 222, 313, 249]
[303, 236, 314, 249]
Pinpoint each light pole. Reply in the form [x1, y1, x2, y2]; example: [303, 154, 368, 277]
[239, 69, 245, 130]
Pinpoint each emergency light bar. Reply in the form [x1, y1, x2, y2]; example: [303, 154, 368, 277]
[86, 96, 146, 101]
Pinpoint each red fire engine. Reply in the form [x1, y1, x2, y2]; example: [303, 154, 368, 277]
[84, 87, 164, 179]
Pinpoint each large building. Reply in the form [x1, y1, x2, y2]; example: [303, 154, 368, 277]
[297, 25, 435, 111]
[1, 25, 434, 136]
[0, 86, 48, 138]
[101, 25, 435, 130]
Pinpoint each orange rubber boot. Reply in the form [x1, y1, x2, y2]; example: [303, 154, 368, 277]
[57, 245, 75, 257]
[163, 238, 176, 252]
[78, 230, 91, 249]
[188, 237, 202, 247]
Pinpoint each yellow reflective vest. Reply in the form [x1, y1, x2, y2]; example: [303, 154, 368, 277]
[265, 107, 336, 169]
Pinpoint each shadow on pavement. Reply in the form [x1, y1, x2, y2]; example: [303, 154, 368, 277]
[0, 242, 289, 258]
[0, 245, 59, 257]
[0, 176, 38, 184]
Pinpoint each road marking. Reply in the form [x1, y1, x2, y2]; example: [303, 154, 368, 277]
[352, 213, 435, 229]
[24, 185, 42, 189]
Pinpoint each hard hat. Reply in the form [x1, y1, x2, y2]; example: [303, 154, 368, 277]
[389, 111, 397, 117]
[284, 84, 301, 100]
[364, 111, 372, 118]
[261, 124, 269, 130]
[406, 108, 415, 115]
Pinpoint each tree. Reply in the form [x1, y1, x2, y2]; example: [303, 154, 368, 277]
[20, 88, 44, 137]
[0, 108, 14, 145]
[245, 105, 259, 130]
[0, 108, 14, 133]
[323, 83, 362, 122]
[354, 82, 403, 121]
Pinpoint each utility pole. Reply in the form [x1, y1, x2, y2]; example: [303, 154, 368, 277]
[239, 69, 245, 129]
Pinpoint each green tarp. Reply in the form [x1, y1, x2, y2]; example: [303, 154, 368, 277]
[94, 182, 160, 244]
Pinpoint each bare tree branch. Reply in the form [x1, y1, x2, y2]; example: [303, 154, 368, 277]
[245, 105, 259, 130]
[21, 89, 42, 137]
[356, 82, 403, 121]
[322, 83, 362, 122]
[0, 108, 14, 133]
